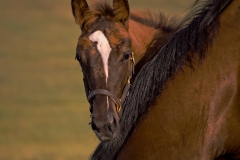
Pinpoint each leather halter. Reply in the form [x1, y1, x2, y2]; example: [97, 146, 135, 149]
[83, 52, 135, 113]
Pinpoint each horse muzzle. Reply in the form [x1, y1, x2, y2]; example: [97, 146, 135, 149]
[91, 115, 120, 141]
[90, 95, 120, 141]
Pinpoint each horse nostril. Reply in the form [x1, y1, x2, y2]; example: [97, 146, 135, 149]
[91, 121, 101, 133]
[108, 116, 117, 133]
[89, 105, 93, 113]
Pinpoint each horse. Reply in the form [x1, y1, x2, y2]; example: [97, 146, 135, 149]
[71, 0, 240, 159]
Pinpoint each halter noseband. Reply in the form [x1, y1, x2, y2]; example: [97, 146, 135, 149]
[83, 52, 135, 113]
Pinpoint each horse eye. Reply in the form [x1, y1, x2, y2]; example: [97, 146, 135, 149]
[123, 52, 130, 60]
[75, 54, 81, 62]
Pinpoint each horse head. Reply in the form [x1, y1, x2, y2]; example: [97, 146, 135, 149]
[71, 0, 134, 141]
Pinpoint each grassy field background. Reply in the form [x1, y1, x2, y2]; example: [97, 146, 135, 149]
[0, 0, 193, 159]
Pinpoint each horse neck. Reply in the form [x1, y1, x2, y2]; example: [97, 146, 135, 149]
[128, 18, 158, 63]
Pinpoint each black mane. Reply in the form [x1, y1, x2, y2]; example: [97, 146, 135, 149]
[91, 0, 231, 159]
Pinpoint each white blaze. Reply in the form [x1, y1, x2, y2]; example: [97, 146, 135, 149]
[89, 30, 112, 83]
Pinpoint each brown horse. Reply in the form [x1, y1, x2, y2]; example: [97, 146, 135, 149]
[71, 0, 240, 159]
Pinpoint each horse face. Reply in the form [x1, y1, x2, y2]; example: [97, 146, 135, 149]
[77, 21, 132, 141]
[72, 0, 131, 141]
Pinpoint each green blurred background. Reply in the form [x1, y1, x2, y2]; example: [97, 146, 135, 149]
[0, 0, 193, 159]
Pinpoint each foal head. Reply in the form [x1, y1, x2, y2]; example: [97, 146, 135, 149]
[72, 0, 134, 141]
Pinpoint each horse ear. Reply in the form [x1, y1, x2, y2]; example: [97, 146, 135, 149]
[71, 0, 89, 28]
[113, 0, 130, 29]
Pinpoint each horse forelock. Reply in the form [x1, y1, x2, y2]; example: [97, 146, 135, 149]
[82, 1, 114, 29]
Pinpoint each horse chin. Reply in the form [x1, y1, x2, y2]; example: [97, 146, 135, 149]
[93, 124, 120, 142]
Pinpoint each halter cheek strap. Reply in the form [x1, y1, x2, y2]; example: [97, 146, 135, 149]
[83, 52, 135, 113]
